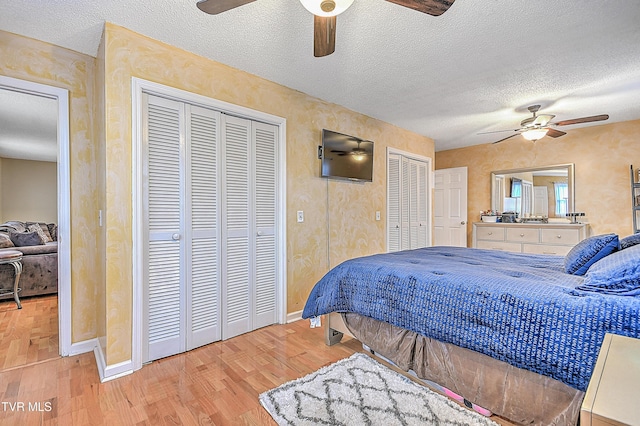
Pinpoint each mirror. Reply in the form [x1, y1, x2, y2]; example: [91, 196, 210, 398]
[491, 163, 575, 220]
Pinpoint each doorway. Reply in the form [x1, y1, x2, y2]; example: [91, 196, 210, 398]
[0, 75, 71, 368]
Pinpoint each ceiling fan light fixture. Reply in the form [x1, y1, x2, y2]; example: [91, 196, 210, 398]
[522, 128, 549, 141]
[299, 0, 354, 17]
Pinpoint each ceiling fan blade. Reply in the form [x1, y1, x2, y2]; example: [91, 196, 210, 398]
[553, 114, 609, 126]
[478, 129, 519, 135]
[492, 134, 518, 144]
[196, 0, 256, 15]
[546, 128, 566, 138]
[385, 0, 455, 16]
[314, 15, 336, 57]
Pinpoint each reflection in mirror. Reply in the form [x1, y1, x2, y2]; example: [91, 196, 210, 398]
[491, 164, 575, 220]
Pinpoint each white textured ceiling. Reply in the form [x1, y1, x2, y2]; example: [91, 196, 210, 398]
[1, 0, 640, 152]
[0, 89, 57, 162]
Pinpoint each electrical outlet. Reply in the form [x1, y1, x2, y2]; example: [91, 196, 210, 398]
[297, 210, 304, 223]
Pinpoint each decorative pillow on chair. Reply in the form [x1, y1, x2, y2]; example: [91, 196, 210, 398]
[0, 233, 14, 248]
[9, 230, 45, 247]
[620, 233, 640, 250]
[576, 244, 640, 295]
[564, 233, 619, 276]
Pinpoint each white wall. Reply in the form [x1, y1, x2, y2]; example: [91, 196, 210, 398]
[0, 157, 57, 223]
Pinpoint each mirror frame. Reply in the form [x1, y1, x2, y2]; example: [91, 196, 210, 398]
[491, 163, 575, 218]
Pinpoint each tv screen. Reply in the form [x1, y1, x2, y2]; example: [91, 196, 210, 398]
[320, 129, 374, 182]
[510, 177, 522, 198]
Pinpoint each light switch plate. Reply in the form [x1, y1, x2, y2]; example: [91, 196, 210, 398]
[297, 210, 304, 223]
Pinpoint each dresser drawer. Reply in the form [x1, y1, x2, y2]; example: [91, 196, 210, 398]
[540, 228, 581, 246]
[476, 240, 521, 252]
[523, 244, 572, 256]
[475, 227, 505, 241]
[506, 228, 539, 243]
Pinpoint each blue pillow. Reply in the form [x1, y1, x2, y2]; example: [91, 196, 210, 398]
[576, 244, 640, 295]
[564, 233, 619, 276]
[620, 233, 640, 250]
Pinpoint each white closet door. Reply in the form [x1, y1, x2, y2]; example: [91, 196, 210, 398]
[387, 154, 401, 252]
[416, 161, 428, 247]
[144, 94, 186, 361]
[408, 160, 420, 249]
[253, 122, 278, 329]
[400, 156, 411, 251]
[387, 153, 430, 252]
[222, 115, 252, 339]
[186, 105, 221, 350]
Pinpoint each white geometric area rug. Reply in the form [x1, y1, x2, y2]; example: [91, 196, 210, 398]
[259, 353, 497, 426]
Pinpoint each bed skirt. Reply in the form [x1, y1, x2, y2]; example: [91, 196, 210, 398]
[339, 312, 584, 426]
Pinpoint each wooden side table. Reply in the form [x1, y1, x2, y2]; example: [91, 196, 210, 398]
[581, 333, 640, 425]
[0, 249, 23, 309]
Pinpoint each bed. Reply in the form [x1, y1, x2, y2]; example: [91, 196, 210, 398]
[302, 238, 640, 425]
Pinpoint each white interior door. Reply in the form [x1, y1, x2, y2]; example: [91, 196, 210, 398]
[434, 167, 468, 247]
[533, 186, 548, 216]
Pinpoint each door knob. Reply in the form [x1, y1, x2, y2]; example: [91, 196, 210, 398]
[460, 221, 466, 225]
[172, 233, 180, 241]
[257, 231, 263, 236]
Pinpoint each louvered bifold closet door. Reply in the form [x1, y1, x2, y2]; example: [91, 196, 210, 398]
[408, 160, 420, 250]
[417, 161, 428, 247]
[253, 122, 278, 329]
[222, 115, 252, 339]
[143, 94, 186, 362]
[387, 154, 401, 252]
[400, 156, 411, 251]
[186, 105, 221, 350]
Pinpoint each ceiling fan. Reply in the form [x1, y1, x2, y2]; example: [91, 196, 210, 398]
[196, 0, 455, 57]
[479, 105, 610, 144]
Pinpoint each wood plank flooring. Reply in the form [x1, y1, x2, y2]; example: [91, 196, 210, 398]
[0, 317, 513, 425]
[0, 294, 59, 371]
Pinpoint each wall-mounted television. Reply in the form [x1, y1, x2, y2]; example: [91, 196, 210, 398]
[510, 177, 522, 198]
[319, 129, 374, 182]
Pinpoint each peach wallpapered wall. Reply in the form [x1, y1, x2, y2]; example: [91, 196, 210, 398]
[436, 119, 640, 246]
[101, 24, 434, 364]
[0, 30, 100, 343]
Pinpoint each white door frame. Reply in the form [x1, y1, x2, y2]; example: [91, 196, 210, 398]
[131, 78, 287, 372]
[386, 147, 433, 251]
[0, 75, 72, 356]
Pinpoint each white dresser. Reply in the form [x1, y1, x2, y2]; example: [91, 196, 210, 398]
[472, 222, 589, 256]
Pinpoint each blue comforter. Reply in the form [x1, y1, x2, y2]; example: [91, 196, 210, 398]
[302, 246, 640, 391]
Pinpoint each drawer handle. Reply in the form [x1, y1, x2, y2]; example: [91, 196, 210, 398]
[556, 235, 562, 239]
[488, 232, 493, 235]
[520, 233, 525, 237]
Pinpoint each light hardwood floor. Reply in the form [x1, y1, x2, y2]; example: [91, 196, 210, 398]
[0, 294, 59, 371]
[0, 314, 514, 425]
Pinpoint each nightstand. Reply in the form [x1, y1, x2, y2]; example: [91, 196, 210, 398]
[581, 333, 640, 425]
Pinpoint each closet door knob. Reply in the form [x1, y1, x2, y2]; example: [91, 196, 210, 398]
[257, 231, 263, 236]
[172, 233, 181, 241]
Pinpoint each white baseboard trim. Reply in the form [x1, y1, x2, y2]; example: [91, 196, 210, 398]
[94, 340, 134, 383]
[286, 310, 303, 323]
[68, 338, 98, 356]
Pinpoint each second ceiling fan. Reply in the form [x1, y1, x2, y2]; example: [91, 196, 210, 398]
[196, 0, 455, 57]
[480, 105, 609, 144]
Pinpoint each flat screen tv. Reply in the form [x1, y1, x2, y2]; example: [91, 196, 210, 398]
[320, 129, 374, 182]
